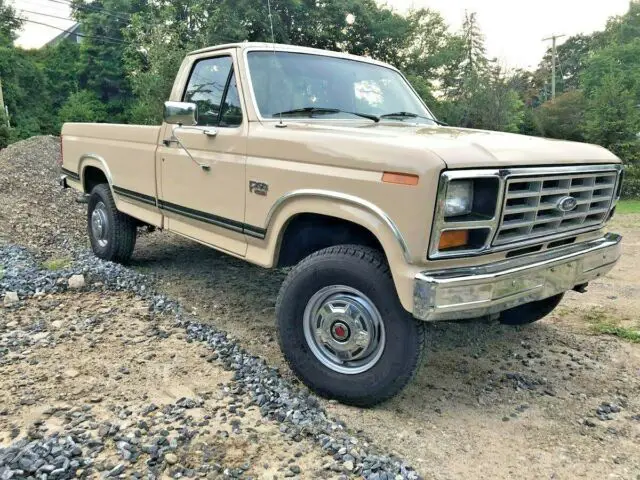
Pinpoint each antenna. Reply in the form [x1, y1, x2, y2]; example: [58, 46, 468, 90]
[267, 0, 285, 127]
[267, 0, 276, 44]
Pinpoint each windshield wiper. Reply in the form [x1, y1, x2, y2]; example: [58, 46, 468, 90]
[379, 111, 448, 126]
[272, 107, 379, 122]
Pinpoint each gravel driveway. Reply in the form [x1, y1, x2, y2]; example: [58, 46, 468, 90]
[1, 137, 639, 479]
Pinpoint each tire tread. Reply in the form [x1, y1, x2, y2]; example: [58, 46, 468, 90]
[88, 184, 137, 263]
[276, 244, 426, 406]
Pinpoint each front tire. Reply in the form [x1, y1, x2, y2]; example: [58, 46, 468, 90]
[276, 245, 425, 407]
[87, 184, 137, 263]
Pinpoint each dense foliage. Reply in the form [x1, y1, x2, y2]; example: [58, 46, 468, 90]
[1, 0, 639, 196]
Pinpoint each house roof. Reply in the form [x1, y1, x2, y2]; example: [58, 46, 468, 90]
[45, 22, 81, 47]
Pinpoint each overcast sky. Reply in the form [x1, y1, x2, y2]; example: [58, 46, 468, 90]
[13, 0, 632, 69]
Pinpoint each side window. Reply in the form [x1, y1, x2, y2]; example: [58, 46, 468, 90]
[220, 73, 243, 127]
[183, 56, 232, 126]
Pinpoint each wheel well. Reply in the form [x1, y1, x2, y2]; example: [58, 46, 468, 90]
[276, 213, 385, 267]
[83, 166, 108, 193]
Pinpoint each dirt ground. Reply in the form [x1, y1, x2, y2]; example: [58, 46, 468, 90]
[0, 290, 331, 478]
[131, 216, 640, 480]
[1, 137, 639, 479]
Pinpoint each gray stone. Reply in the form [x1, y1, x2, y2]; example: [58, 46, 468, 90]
[289, 465, 301, 474]
[3, 291, 19, 307]
[68, 275, 85, 289]
[107, 464, 125, 477]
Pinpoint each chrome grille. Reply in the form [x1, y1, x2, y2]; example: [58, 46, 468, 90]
[494, 170, 618, 246]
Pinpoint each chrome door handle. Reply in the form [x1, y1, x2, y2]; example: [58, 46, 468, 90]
[203, 128, 218, 137]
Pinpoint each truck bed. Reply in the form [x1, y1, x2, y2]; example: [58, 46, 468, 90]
[61, 123, 162, 202]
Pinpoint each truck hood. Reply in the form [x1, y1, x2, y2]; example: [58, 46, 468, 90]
[405, 125, 621, 168]
[292, 122, 621, 169]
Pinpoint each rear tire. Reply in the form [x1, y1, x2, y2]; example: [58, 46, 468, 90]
[276, 245, 426, 407]
[500, 293, 564, 325]
[87, 184, 137, 263]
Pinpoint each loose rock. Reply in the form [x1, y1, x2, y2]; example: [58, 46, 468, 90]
[68, 274, 85, 289]
[3, 291, 19, 306]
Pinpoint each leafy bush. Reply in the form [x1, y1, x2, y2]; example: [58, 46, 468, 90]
[621, 166, 640, 199]
[533, 91, 586, 141]
[58, 90, 108, 124]
[611, 140, 640, 166]
[0, 110, 9, 149]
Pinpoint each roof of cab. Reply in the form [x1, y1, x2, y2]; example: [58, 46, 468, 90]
[186, 42, 396, 70]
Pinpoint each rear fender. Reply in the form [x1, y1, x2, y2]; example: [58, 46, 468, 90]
[79, 153, 113, 192]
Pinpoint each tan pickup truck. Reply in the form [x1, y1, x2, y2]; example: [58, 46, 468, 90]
[60, 42, 623, 406]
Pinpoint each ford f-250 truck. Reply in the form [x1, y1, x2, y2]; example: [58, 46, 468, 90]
[60, 43, 623, 406]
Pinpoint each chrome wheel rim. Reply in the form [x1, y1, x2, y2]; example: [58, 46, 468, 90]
[303, 285, 386, 375]
[91, 201, 110, 248]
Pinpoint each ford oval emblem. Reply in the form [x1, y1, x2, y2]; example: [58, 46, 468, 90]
[556, 196, 578, 213]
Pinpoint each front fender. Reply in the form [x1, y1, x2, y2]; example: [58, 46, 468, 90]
[246, 190, 419, 312]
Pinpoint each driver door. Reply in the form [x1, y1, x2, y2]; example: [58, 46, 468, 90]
[157, 53, 248, 256]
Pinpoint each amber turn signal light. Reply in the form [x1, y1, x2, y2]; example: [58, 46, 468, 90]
[382, 172, 419, 186]
[438, 230, 469, 250]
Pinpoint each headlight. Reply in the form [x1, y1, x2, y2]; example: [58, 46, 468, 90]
[429, 172, 501, 259]
[444, 180, 473, 217]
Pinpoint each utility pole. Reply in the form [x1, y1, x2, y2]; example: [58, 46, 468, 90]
[542, 34, 565, 99]
[0, 75, 4, 118]
[0, 75, 7, 128]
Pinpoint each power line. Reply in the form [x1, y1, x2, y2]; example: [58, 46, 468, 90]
[13, 17, 127, 44]
[20, 0, 129, 23]
[17, 9, 75, 23]
[41, 0, 131, 22]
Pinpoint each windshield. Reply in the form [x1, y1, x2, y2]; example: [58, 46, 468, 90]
[246, 51, 435, 123]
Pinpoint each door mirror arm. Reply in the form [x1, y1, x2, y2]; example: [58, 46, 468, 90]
[169, 125, 212, 172]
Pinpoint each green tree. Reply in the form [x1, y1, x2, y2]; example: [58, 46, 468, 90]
[0, 47, 56, 140]
[578, 3, 640, 163]
[600, 0, 640, 45]
[40, 42, 82, 111]
[583, 72, 640, 162]
[0, 0, 21, 47]
[442, 11, 487, 99]
[402, 8, 464, 107]
[70, 0, 147, 121]
[436, 11, 523, 132]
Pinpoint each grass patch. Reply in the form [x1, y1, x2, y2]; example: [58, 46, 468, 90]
[582, 306, 640, 343]
[591, 322, 640, 343]
[42, 257, 71, 271]
[0, 267, 3, 280]
[616, 199, 640, 214]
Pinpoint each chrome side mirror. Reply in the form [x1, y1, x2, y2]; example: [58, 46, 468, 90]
[163, 101, 197, 126]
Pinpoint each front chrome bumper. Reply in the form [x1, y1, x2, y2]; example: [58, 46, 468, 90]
[413, 233, 622, 322]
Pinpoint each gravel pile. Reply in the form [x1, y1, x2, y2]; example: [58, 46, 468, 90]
[0, 136, 85, 255]
[1, 244, 420, 479]
[0, 245, 158, 304]
[0, 435, 90, 479]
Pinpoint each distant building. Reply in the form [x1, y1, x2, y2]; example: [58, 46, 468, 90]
[45, 23, 82, 47]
